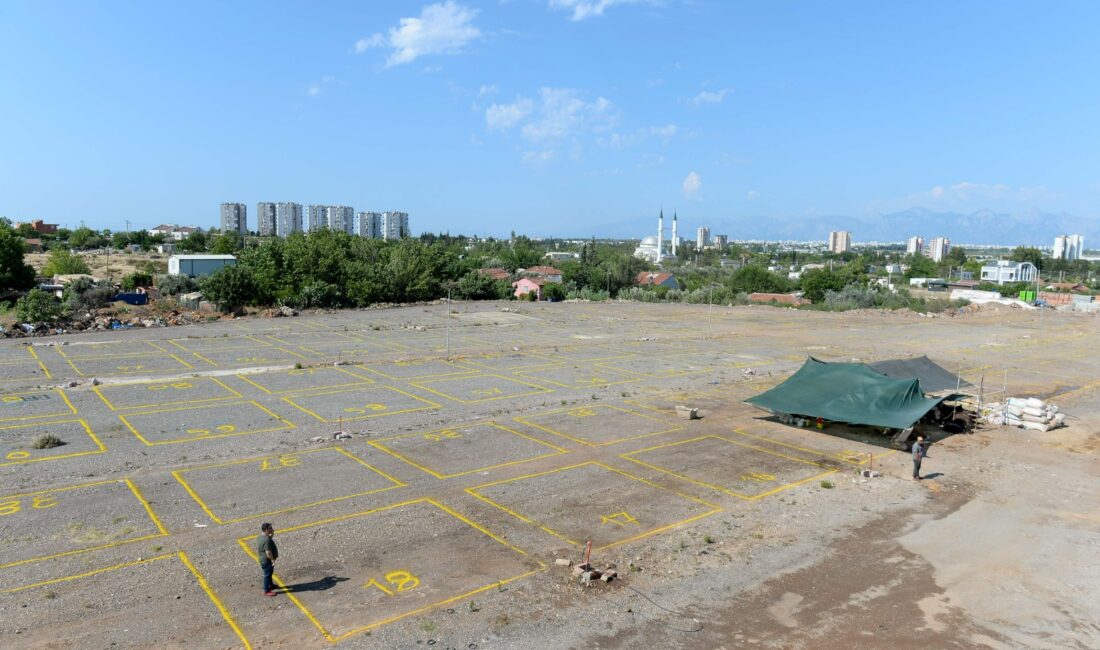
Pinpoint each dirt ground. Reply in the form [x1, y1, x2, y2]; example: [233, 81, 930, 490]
[25, 249, 167, 280]
[0, 301, 1097, 649]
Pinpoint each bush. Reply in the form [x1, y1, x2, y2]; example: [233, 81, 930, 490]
[0, 225, 36, 290]
[293, 280, 341, 309]
[200, 265, 258, 311]
[41, 248, 91, 276]
[15, 288, 63, 322]
[155, 274, 198, 296]
[565, 287, 610, 301]
[455, 271, 509, 300]
[542, 283, 566, 301]
[32, 434, 63, 449]
[63, 277, 117, 312]
[120, 272, 153, 291]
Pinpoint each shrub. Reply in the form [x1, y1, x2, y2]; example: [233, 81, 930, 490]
[155, 274, 198, 296]
[120, 272, 153, 291]
[63, 277, 117, 312]
[40, 249, 91, 276]
[542, 283, 566, 301]
[200, 265, 258, 311]
[32, 434, 63, 449]
[565, 287, 610, 301]
[820, 480, 835, 489]
[294, 280, 341, 309]
[15, 288, 63, 322]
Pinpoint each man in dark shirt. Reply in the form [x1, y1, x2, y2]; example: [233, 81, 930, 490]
[912, 435, 926, 481]
[257, 522, 278, 596]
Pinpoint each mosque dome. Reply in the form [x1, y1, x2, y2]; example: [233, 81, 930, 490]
[640, 235, 658, 246]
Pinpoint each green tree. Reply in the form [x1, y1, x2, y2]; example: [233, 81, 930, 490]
[68, 227, 107, 249]
[1010, 246, 1044, 270]
[120, 272, 153, 291]
[41, 248, 92, 276]
[904, 253, 936, 279]
[15, 288, 64, 322]
[800, 268, 849, 303]
[176, 231, 209, 253]
[727, 265, 792, 294]
[200, 265, 258, 311]
[455, 270, 508, 300]
[0, 225, 37, 290]
[210, 231, 243, 254]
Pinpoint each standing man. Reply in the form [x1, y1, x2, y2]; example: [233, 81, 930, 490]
[258, 522, 278, 596]
[912, 435, 926, 481]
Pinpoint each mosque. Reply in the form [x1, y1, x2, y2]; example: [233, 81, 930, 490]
[633, 209, 679, 264]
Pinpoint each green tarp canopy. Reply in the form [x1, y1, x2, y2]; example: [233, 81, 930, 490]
[745, 357, 947, 429]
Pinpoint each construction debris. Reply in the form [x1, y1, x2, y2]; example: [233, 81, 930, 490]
[675, 405, 700, 420]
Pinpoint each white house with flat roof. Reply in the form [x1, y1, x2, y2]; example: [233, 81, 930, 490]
[980, 260, 1037, 285]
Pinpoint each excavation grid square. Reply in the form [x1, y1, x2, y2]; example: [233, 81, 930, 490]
[237, 366, 374, 394]
[55, 341, 163, 360]
[360, 358, 479, 380]
[174, 447, 402, 523]
[238, 499, 540, 642]
[411, 374, 552, 403]
[370, 423, 567, 478]
[0, 479, 166, 569]
[597, 356, 713, 378]
[552, 347, 632, 362]
[729, 428, 879, 466]
[1, 419, 104, 466]
[120, 400, 295, 445]
[0, 361, 49, 386]
[63, 353, 194, 377]
[0, 553, 247, 648]
[94, 378, 241, 411]
[294, 340, 395, 361]
[515, 404, 683, 446]
[283, 385, 440, 422]
[167, 336, 272, 353]
[514, 365, 641, 389]
[0, 390, 76, 422]
[190, 347, 307, 368]
[462, 352, 559, 372]
[622, 435, 836, 500]
[468, 462, 719, 550]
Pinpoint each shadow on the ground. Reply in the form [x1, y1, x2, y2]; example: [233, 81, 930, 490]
[280, 576, 349, 593]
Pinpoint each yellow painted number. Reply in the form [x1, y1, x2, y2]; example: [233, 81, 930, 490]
[423, 429, 462, 442]
[567, 408, 597, 417]
[6, 451, 31, 460]
[364, 570, 420, 595]
[148, 382, 193, 391]
[741, 472, 776, 483]
[116, 365, 145, 372]
[471, 388, 503, 397]
[260, 455, 301, 471]
[0, 494, 58, 516]
[288, 368, 319, 376]
[601, 511, 639, 527]
[186, 424, 238, 437]
[344, 404, 387, 414]
[237, 357, 269, 363]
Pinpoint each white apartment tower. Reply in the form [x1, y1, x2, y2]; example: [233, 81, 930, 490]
[928, 237, 950, 262]
[381, 211, 409, 240]
[828, 230, 851, 254]
[696, 226, 710, 248]
[256, 203, 277, 236]
[329, 206, 355, 234]
[1054, 234, 1084, 261]
[906, 236, 924, 255]
[275, 202, 303, 237]
[220, 203, 247, 235]
[357, 211, 381, 238]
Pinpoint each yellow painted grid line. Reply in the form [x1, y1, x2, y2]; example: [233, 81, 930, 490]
[173, 447, 405, 524]
[410, 373, 553, 404]
[192, 351, 219, 367]
[120, 400, 297, 446]
[0, 419, 106, 467]
[0, 388, 78, 422]
[621, 435, 838, 500]
[368, 422, 569, 479]
[512, 365, 644, 390]
[732, 428, 896, 466]
[465, 461, 721, 551]
[236, 366, 375, 396]
[25, 346, 51, 380]
[460, 351, 561, 372]
[282, 384, 441, 423]
[513, 403, 683, 447]
[93, 376, 242, 411]
[359, 360, 481, 381]
[177, 551, 253, 649]
[0, 478, 168, 569]
[236, 497, 543, 643]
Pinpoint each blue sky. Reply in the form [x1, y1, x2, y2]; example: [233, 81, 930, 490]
[2, 1, 1098, 242]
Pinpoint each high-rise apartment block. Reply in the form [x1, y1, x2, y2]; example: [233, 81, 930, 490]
[712, 234, 729, 248]
[906, 236, 924, 255]
[357, 211, 381, 238]
[256, 203, 277, 236]
[696, 226, 710, 248]
[381, 211, 409, 240]
[928, 237, 950, 262]
[306, 205, 327, 232]
[276, 202, 303, 237]
[1054, 234, 1084, 261]
[828, 230, 851, 254]
[220, 203, 247, 235]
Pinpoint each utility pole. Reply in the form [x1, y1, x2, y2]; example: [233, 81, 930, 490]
[125, 220, 131, 233]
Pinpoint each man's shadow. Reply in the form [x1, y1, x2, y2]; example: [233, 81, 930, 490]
[922, 472, 945, 480]
[279, 576, 349, 593]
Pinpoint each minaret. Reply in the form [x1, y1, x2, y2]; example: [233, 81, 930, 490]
[657, 209, 664, 263]
[672, 212, 678, 257]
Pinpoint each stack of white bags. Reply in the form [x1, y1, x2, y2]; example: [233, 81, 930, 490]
[984, 397, 1066, 431]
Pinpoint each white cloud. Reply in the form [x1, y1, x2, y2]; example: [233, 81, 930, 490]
[549, 0, 642, 21]
[746, 190, 760, 200]
[478, 84, 498, 97]
[522, 150, 556, 166]
[486, 88, 615, 144]
[486, 97, 534, 130]
[682, 171, 702, 199]
[354, 2, 482, 67]
[306, 76, 336, 97]
[688, 88, 732, 107]
[354, 33, 385, 53]
[598, 123, 678, 148]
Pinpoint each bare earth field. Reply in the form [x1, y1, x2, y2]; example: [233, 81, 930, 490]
[0, 301, 1097, 649]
